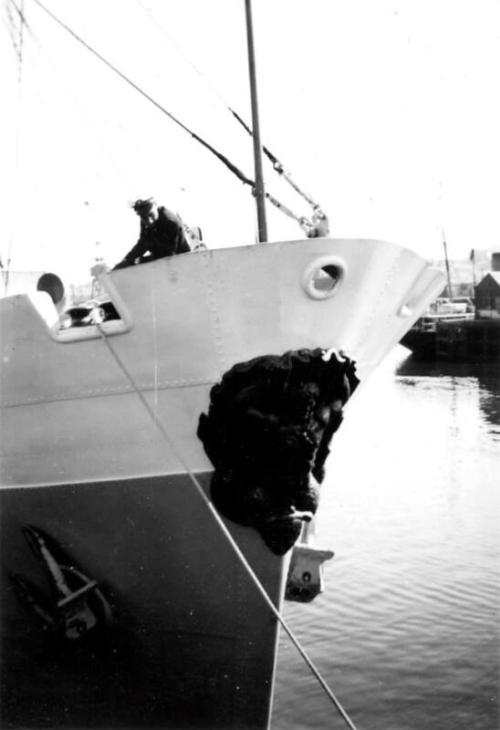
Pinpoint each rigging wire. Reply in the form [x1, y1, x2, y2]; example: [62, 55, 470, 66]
[3, 3, 19, 50]
[4, 1, 19, 65]
[28, 0, 316, 235]
[4, 0, 25, 83]
[134, 0, 323, 214]
[95, 318, 360, 730]
[28, 0, 251, 188]
[2, 0, 26, 294]
[9, 0, 134, 195]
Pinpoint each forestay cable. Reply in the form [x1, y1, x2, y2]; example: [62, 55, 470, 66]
[28, 0, 318, 235]
[8, 0, 134, 195]
[29, 0, 253, 185]
[95, 320, 360, 730]
[2, 0, 26, 295]
[135, 0, 324, 214]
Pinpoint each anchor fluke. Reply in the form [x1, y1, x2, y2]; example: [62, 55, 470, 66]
[10, 525, 112, 642]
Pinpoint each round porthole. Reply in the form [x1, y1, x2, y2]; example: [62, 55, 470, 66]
[302, 256, 346, 300]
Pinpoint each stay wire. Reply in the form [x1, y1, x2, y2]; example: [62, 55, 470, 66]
[95, 320, 360, 730]
[229, 108, 320, 211]
[30, 0, 252, 183]
[9, 0, 134, 196]
[6, 0, 25, 82]
[3, 0, 26, 294]
[29, 0, 312, 233]
[135, 0, 321, 212]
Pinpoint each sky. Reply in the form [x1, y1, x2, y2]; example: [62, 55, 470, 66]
[1, 0, 500, 288]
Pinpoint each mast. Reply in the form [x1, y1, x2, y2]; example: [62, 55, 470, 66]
[441, 227, 453, 297]
[244, 0, 268, 242]
[470, 248, 477, 294]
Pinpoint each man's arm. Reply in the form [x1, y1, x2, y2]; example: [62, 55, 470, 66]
[113, 237, 148, 270]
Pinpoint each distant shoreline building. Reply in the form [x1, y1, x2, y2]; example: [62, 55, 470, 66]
[475, 252, 500, 319]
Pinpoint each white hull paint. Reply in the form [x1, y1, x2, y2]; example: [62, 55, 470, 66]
[1, 239, 442, 486]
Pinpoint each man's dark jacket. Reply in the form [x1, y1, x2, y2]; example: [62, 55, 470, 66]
[115, 207, 190, 269]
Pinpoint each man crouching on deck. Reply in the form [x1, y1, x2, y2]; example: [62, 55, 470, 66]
[113, 198, 191, 269]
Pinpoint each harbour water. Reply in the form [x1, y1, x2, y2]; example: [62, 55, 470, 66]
[272, 346, 500, 730]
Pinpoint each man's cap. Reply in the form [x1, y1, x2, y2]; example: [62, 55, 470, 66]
[131, 198, 154, 212]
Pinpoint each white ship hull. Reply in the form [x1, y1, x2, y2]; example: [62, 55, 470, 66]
[0, 238, 444, 728]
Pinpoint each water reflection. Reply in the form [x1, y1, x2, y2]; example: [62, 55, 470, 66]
[477, 372, 500, 435]
[273, 347, 500, 730]
[397, 354, 500, 434]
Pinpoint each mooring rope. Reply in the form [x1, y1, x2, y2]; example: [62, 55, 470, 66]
[95, 320, 360, 730]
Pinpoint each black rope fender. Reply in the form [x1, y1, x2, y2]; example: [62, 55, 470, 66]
[198, 349, 359, 555]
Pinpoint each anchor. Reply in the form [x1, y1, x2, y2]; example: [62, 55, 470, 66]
[10, 525, 112, 641]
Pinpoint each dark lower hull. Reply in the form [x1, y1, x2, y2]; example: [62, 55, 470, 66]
[402, 319, 500, 362]
[0, 474, 286, 729]
[400, 330, 436, 360]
